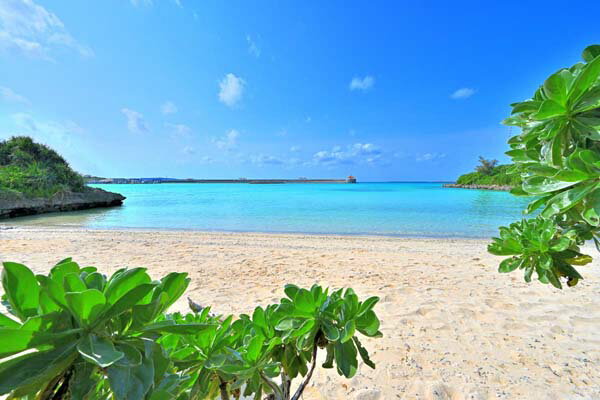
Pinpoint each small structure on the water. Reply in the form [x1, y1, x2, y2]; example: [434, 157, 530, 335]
[346, 175, 357, 183]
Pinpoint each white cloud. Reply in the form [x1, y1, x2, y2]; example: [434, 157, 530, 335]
[0, 86, 29, 104]
[312, 143, 382, 166]
[213, 129, 239, 150]
[349, 75, 375, 91]
[11, 112, 83, 145]
[416, 152, 446, 162]
[0, 0, 93, 59]
[218, 73, 245, 107]
[121, 108, 148, 134]
[166, 123, 191, 139]
[182, 145, 195, 155]
[161, 100, 177, 115]
[290, 146, 301, 153]
[246, 34, 260, 58]
[251, 154, 284, 166]
[450, 88, 476, 99]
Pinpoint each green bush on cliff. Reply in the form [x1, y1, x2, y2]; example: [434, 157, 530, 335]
[0, 136, 85, 198]
[456, 164, 522, 186]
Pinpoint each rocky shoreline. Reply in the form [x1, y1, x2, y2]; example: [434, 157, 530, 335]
[443, 183, 512, 191]
[0, 188, 125, 219]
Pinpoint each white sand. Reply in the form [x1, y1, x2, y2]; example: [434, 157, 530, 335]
[1, 227, 599, 399]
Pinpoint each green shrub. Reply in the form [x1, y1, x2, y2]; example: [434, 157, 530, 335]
[0, 136, 85, 198]
[0, 259, 381, 400]
[489, 44, 600, 288]
[456, 164, 522, 186]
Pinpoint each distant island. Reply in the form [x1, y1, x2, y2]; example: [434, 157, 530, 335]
[444, 156, 522, 191]
[0, 136, 125, 218]
[86, 176, 358, 184]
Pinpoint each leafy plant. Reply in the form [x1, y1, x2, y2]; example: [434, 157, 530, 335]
[0, 260, 382, 399]
[489, 44, 600, 287]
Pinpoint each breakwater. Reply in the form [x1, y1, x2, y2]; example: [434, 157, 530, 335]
[443, 183, 512, 191]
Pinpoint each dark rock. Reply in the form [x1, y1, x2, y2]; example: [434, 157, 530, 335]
[0, 188, 125, 219]
[442, 183, 512, 191]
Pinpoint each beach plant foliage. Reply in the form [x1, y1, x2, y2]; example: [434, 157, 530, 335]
[489, 44, 600, 288]
[0, 259, 381, 399]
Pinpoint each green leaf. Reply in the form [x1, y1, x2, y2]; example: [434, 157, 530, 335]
[100, 283, 156, 323]
[137, 321, 214, 335]
[358, 296, 380, 317]
[0, 328, 35, 358]
[65, 289, 106, 325]
[353, 336, 375, 369]
[0, 344, 77, 395]
[582, 45, 600, 63]
[498, 257, 521, 273]
[533, 100, 566, 119]
[105, 268, 151, 306]
[543, 70, 569, 105]
[334, 340, 358, 378]
[2, 262, 39, 320]
[321, 320, 340, 341]
[0, 313, 20, 328]
[523, 176, 577, 195]
[565, 254, 593, 266]
[63, 272, 87, 292]
[568, 55, 600, 106]
[107, 340, 155, 400]
[340, 320, 356, 343]
[77, 334, 124, 368]
[157, 272, 190, 311]
[246, 335, 264, 363]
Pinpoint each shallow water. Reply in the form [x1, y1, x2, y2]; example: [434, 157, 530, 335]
[2, 183, 532, 238]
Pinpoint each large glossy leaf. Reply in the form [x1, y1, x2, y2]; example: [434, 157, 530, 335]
[2, 262, 39, 320]
[334, 340, 358, 378]
[77, 334, 124, 367]
[105, 268, 151, 305]
[107, 340, 155, 400]
[582, 45, 600, 63]
[568, 55, 600, 106]
[543, 70, 569, 105]
[0, 344, 77, 395]
[533, 100, 566, 120]
[101, 283, 156, 322]
[65, 289, 106, 325]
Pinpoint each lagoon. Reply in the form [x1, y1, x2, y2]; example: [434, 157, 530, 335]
[3, 183, 530, 238]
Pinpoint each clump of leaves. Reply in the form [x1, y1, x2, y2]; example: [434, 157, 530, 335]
[0, 258, 207, 399]
[490, 44, 600, 287]
[0, 260, 382, 400]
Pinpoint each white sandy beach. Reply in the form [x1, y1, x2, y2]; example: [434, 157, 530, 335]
[1, 227, 599, 399]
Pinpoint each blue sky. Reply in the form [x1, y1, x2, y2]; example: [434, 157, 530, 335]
[1, 0, 599, 181]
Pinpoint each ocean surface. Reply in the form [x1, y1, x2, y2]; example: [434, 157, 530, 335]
[2, 183, 532, 238]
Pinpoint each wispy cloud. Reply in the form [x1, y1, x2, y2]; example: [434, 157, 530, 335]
[213, 129, 239, 150]
[312, 143, 382, 165]
[0, 86, 29, 104]
[161, 100, 177, 115]
[182, 145, 195, 155]
[130, 0, 153, 6]
[218, 73, 245, 107]
[251, 154, 285, 166]
[416, 152, 446, 162]
[349, 75, 375, 91]
[289, 146, 301, 153]
[121, 108, 148, 134]
[0, 0, 93, 59]
[246, 34, 260, 58]
[450, 88, 476, 99]
[11, 112, 83, 145]
[166, 123, 191, 139]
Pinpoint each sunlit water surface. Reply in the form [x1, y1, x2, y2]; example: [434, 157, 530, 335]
[3, 183, 531, 238]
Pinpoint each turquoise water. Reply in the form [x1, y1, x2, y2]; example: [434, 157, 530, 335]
[5, 183, 531, 238]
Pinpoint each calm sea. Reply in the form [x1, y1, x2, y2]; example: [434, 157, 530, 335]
[2, 183, 532, 238]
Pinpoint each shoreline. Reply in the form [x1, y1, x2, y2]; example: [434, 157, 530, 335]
[1, 228, 599, 398]
[0, 223, 497, 241]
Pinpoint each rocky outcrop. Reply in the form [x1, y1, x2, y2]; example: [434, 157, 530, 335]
[443, 183, 512, 191]
[0, 188, 125, 219]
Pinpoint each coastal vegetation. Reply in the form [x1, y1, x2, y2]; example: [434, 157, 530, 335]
[0, 259, 381, 400]
[489, 44, 600, 288]
[455, 159, 521, 187]
[0, 136, 85, 198]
